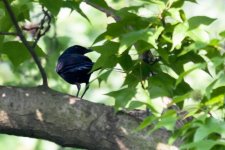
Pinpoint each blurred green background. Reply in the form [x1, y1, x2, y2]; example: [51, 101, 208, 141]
[0, 0, 224, 149]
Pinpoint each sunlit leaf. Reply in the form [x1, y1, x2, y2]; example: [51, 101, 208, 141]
[188, 16, 216, 30]
[127, 100, 146, 110]
[176, 63, 206, 87]
[219, 30, 225, 38]
[136, 115, 156, 131]
[205, 94, 224, 107]
[93, 22, 126, 44]
[178, 42, 206, 56]
[171, 22, 188, 51]
[155, 110, 177, 131]
[187, 28, 210, 43]
[194, 118, 225, 142]
[181, 140, 225, 150]
[119, 27, 164, 54]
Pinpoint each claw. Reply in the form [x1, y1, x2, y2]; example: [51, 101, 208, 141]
[81, 83, 89, 99]
[76, 83, 81, 97]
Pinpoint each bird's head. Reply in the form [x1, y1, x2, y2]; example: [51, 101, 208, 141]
[63, 45, 92, 55]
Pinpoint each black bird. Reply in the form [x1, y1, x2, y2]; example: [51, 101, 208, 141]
[56, 45, 93, 98]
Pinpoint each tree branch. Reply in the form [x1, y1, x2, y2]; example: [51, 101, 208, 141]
[32, 6, 51, 49]
[0, 86, 180, 150]
[83, 0, 121, 22]
[2, 0, 48, 87]
[0, 32, 17, 36]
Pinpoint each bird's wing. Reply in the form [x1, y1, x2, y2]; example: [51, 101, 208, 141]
[56, 54, 93, 74]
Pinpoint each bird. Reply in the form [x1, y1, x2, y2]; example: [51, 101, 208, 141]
[56, 45, 93, 98]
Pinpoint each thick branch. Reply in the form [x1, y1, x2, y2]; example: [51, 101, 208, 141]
[0, 86, 179, 150]
[2, 0, 48, 86]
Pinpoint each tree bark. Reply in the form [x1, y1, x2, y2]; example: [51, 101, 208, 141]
[0, 86, 178, 150]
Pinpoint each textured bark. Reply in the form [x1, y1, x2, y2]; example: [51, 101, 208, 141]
[0, 86, 177, 150]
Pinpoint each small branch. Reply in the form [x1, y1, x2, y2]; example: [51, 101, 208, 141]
[2, 0, 48, 87]
[84, 0, 121, 22]
[32, 6, 51, 49]
[0, 32, 17, 36]
[22, 26, 40, 31]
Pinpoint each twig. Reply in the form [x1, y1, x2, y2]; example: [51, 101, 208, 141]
[32, 6, 51, 49]
[2, 0, 48, 87]
[0, 32, 17, 36]
[84, 0, 121, 22]
[22, 26, 40, 31]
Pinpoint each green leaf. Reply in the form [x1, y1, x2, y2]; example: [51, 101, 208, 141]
[0, 6, 12, 47]
[156, 110, 177, 131]
[91, 41, 119, 70]
[205, 72, 225, 98]
[139, 0, 166, 10]
[119, 5, 144, 14]
[147, 26, 164, 48]
[39, 0, 62, 16]
[187, 0, 197, 2]
[205, 94, 224, 107]
[219, 30, 225, 38]
[181, 140, 225, 150]
[89, 0, 109, 8]
[119, 27, 164, 54]
[188, 16, 216, 30]
[93, 22, 126, 44]
[119, 28, 150, 54]
[194, 118, 225, 142]
[178, 42, 206, 56]
[119, 51, 133, 71]
[62, 1, 90, 22]
[166, 8, 183, 22]
[136, 115, 157, 131]
[187, 28, 210, 43]
[148, 73, 175, 98]
[211, 86, 225, 98]
[172, 92, 191, 104]
[176, 63, 206, 87]
[179, 9, 186, 21]
[106, 87, 136, 110]
[92, 41, 119, 55]
[171, 22, 188, 51]
[123, 73, 140, 88]
[172, 0, 197, 8]
[127, 100, 146, 110]
[1, 41, 46, 67]
[97, 70, 112, 86]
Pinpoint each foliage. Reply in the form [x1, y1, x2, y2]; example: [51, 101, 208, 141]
[0, 0, 225, 149]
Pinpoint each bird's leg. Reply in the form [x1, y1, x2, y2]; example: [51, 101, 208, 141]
[81, 83, 89, 99]
[76, 83, 81, 97]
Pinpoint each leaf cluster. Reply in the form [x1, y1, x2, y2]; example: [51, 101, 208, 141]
[0, 0, 225, 149]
